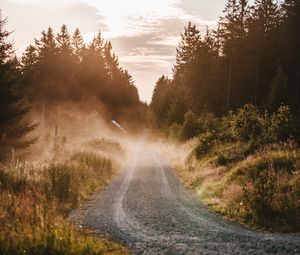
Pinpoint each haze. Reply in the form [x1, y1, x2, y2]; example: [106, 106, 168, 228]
[1, 0, 226, 102]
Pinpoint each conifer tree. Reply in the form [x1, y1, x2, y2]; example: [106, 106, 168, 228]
[173, 22, 201, 79]
[0, 19, 35, 160]
[36, 27, 57, 60]
[57, 24, 72, 55]
[72, 28, 84, 62]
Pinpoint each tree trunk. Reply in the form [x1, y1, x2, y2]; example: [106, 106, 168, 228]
[226, 55, 232, 114]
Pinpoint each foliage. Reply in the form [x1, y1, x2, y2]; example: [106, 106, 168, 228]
[181, 111, 199, 140]
[194, 132, 215, 159]
[21, 25, 144, 130]
[269, 105, 294, 142]
[0, 19, 36, 161]
[232, 150, 300, 231]
[151, 0, 300, 140]
[229, 104, 265, 142]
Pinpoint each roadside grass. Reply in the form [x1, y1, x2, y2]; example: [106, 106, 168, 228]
[176, 142, 300, 232]
[0, 138, 129, 255]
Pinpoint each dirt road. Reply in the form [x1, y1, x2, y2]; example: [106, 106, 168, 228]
[71, 142, 300, 254]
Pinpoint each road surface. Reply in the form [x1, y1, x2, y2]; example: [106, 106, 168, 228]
[71, 141, 300, 254]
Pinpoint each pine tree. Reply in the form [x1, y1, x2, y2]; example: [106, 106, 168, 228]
[21, 45, 38, 73]
[36, 27, 57, 60]
[104, 41, 120, 79]
[151, 76, 173, 127]
[56, 24, 72, 55]
[173, 22, 201, 79]
[72, 28, 84, 62]
[0, 19, 36, 161]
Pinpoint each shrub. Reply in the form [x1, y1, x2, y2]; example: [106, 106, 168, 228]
[230, 104, 265, 142]
[194, 132, 214, 159]
[181, 111, 199, 140]
[197, 112, 220, 134]
[215, 142, 247, 166]
[269, 105, 293, 142]
[232, 151, 300, 230]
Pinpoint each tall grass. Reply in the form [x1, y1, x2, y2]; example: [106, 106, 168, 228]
[0, 140, 128, 255]
[176, 141, 300, 232]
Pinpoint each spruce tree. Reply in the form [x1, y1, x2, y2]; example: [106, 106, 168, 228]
[57, 24, 72, 55]
[0, 19, 35, 161]
[173, 22, 201, 79]
[72, 28, 84, 63]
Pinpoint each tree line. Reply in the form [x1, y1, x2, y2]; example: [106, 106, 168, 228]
[151, 0, 300, 131]
[0, 20, 144, 160]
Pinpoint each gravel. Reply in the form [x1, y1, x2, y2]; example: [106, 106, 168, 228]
[71, 143, 300, 254]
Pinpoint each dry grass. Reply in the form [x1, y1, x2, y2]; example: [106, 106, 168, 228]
[0, 138, 129, 255]
[175, 141, 300, 232]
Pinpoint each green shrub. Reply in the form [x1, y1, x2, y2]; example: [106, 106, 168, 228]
[231, 151, 300, 230]
[230, 104, 265, 142]
[194, 132, 214, 159]
[197, 112, 220, 134]
[269, 105, 293, 142]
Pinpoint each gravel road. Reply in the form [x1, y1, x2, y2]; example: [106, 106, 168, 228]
[71, 142, 300, 254]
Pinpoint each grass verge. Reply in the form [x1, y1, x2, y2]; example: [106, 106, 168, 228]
[175, 141, 300, 232]
[0, 139, 129, 255]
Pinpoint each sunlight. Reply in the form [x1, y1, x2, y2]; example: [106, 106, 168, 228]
[84, 0, 181, 37]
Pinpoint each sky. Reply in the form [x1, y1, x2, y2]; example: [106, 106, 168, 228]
[1, 0, 227, 102]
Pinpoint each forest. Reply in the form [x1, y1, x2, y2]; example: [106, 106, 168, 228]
[151, 0, 300, 129]
[150, 0, 300, 232]
[0, 20, 147, 161]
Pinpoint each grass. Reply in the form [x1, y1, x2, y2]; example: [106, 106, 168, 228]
[175, 141, 300, 232]
[0, 138, 129, 255]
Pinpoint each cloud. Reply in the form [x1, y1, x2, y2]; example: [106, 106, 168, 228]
[176, 0, 225, 21]
[2, 0, 107, 52]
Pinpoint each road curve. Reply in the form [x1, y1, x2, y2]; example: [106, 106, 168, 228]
[71, 141, 300, 254]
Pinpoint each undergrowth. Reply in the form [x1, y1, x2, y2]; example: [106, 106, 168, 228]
[0, 138, 128, 255]
[177, 142, 300, 232]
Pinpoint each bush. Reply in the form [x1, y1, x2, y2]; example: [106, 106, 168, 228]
[181, 111, 199, 140]
[232, 151, 300, 231]
[215, 142, 247, 166]
[197, 112, 220, 134]
[230, 104, 265, 142]
[269, 105, 293, 142]
[194, 132, 215, 159]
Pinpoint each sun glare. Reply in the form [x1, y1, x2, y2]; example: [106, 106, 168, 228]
[84, 0, 181, 37]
